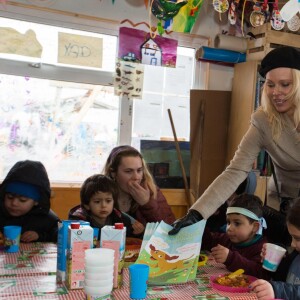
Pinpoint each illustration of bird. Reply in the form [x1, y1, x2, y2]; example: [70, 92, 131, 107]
[151, 0, 188, 21]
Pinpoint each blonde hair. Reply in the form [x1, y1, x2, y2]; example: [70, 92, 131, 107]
[259, 69, 300, 141]
[103, 145, 157, 199]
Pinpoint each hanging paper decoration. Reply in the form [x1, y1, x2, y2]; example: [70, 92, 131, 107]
[151, 0, 204, 33]
[280, 0, 300, 22]
[118, 27, 178, 68]
[114, 59, 144, 99]
[151, 0, 188, 20]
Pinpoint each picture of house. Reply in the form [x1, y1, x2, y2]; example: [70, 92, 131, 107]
[140, 38, 162, 66]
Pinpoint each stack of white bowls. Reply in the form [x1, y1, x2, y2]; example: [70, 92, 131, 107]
[84, 248, 115, 299]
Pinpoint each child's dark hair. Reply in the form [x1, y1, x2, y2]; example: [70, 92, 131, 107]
[228, 193, 263, 222]
[80, 174, 119, 209]
[286, 197, 300, 230]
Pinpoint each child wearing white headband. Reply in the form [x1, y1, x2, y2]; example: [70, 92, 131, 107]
[201, 193, 269, 279]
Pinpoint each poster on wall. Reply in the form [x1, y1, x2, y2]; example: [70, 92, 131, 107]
[114, 59, 144, 98]
[118, 27, 178, 68]
[58, 32, 103, 68]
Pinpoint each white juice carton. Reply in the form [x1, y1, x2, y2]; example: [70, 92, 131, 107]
[66, 223, 93, 289]
[100, 223, 126, 288]
[56, 220, 90, 283]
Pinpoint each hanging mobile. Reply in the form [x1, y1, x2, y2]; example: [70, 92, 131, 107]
[287, 14, 300, 31]
[271, 0, 285, 30]
[250, 1, 265, 27]
[213, 0, 229, 13]
[228, 0, 238, 25]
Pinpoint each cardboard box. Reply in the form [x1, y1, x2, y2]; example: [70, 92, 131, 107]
[56, 220, 90, 283]
[66, 224, 93, 289]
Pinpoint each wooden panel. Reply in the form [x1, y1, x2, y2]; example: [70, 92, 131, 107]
[50, 186, 189, 221]
[226, 61, 258, 165]
[254, 176, 268, 204]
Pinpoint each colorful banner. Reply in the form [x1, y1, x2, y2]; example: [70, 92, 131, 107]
[118, 27, 178, 68]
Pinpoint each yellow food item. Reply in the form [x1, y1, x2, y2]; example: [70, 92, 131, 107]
[215, 274, 250, 287]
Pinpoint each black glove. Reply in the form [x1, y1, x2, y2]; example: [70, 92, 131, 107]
[168, 209, 203, 235]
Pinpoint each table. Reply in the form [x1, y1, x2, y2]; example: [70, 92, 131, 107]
[0, 243, 258, 299]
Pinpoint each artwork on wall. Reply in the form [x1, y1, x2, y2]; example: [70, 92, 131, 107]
[114, 59, 144, 98]
[118, 27, 178, 68]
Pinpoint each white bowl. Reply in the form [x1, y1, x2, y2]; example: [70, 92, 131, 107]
[85, 270, 113, 280]
[84, 277, 113, 287]
[85, 256, 114, 267]
[84, 283, 113, 296]
[85, 264, 114, 273]
[85, 248, 115, 259]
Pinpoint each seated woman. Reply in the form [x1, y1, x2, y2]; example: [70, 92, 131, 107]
[103, 145, 176, 226]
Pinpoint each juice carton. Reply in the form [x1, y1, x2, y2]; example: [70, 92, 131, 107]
[56, 220, 90, 283]
[66, 223, 93, 289]
[100, 223, 126, 288]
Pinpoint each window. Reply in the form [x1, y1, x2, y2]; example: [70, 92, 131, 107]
[0, 16, 202, 183]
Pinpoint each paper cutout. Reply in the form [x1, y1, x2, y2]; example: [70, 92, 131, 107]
[118, 27, 178, 68]
[0, 27, 42, 58]
[114, 59, 144, 99]
[58, 32, 103, 68]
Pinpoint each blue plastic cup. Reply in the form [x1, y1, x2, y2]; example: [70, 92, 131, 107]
[4, 226, 22, 253]
[129, 264, 149, 299]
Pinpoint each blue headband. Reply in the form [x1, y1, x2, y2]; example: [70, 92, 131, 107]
[226, 207, 267, 235]
[5, 181, 40, 202]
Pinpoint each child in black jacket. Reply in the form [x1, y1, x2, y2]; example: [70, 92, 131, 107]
[0, 160, 60, 242]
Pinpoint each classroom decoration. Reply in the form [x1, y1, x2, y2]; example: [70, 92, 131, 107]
[58, 33, 103, 68]
[150, 0, 204, 33]
[151, 0, 188, 21]
[214, 34, 247, 52]
[0, 27, 42, 58]
[114, 59, 144, 98]
[196, 46, 246, 63]
[280, 0, 300, 22]
[118, 27, 178, 68]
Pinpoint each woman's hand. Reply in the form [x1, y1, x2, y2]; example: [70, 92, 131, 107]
[211, 244, 229, 263]
[132, 221, 145, 235]
[250, 279, 275, 300]
[127, 180, 150, 206]
[21, 231, 39, 242]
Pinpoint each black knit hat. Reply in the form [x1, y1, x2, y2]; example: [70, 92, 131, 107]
[259, 46, 300, 78]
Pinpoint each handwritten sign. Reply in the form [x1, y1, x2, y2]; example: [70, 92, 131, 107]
[58, 32, 103, 68]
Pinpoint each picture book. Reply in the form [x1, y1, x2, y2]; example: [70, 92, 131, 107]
[135, 220, 206, 285]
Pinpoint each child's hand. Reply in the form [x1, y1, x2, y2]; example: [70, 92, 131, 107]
[21, 231, 39, 242]
[250, 279, 275, 300]
[132, 221, 145, 235]
[211, 244, 229, 263]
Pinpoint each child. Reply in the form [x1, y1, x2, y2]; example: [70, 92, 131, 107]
[201, 193, 269, 279]
[68, 174, 144, 240]
[250, 197, 300, 300]
[0, 160, 60, 242]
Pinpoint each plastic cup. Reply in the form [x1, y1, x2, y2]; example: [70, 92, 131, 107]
[84, 277, 113, 287]
[263, 243, 286, 272]
[85, 248, 115, 266]
[3, 226, 22, 253]
[84, 283, 113, 299]
[129, 264, 149, 299]
[85, 263, 114, 274]
[85, 270, 113, 280]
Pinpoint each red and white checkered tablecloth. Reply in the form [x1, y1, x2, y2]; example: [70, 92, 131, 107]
[0, 243, 258, 300]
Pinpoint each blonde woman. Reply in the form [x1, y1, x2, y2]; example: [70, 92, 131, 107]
[169, 46, 300, 245]
[103, 145, 175, 233]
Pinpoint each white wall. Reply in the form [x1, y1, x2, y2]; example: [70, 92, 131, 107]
[0, 0, 233, 91]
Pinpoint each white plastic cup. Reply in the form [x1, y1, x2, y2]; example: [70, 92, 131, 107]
[262, 243, 286, 272]
[85, 270, 113, 280]
[85, 263, 114, 274]
[84, 277, 113, 287]
[84, 283, 113, 299]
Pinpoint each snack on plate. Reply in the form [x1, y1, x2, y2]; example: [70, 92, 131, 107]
[215, 274, 250, 287]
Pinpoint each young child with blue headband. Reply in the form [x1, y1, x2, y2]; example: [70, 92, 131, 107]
[201, 193, 270, 279]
